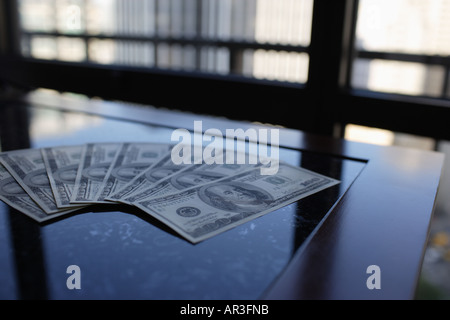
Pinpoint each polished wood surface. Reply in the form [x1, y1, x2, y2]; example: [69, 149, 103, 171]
[264, 144, 443, 299]
[1, 90, 444, 300]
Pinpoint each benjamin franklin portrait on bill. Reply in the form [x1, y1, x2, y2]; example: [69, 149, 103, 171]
[0, 177, 28, 197]
[81, 163, 111, 181]
[198, 182, 273, 214]
[52, 164, 79, 185]
[23, 169, 51, 188]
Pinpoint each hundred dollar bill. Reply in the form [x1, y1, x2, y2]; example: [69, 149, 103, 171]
[0, 148, 63, 214]
[95, 142, 173, 202]
[124, 161, 261, 205]
[135, 162, 340, 243]
[0, 163, 77, 222]
[42, 145, 89, 209]
[105, 151, 188, 203]
[71, 142, 122, 204]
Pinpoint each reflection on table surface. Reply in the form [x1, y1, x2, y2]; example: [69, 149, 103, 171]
[0, 100, 366, 299]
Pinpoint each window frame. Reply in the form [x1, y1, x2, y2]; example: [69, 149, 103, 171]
[2, 0, 450, 140]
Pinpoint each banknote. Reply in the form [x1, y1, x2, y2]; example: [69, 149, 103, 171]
[135, 162, 340, 243]
[0, 163, 76, 222]
[105, 151, 188, 203]
[71, 142, 122, 204]
[42, 145, 88, 208]
[95, 143, 173, 202]
[124, 161, 261, 205]
[0, 148, 63, 214]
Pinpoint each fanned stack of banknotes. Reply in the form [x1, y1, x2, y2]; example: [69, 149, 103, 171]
[0, 142, 340, 243]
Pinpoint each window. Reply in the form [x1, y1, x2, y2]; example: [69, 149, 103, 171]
[3, 0, 450, 140]
[351, 0, 450, 99]
[18, 0, 313, 84]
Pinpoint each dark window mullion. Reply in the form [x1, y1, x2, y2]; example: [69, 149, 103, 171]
[81, 0, 89, 62]
[340, 0, 359, 90]
[357, 50, 450, 66]
[195, 0, 202, 70]
[307, 0, 351, 135]
[20, 30, 310, 55]
[443, 67, 450, 99]
[2, 0, 21, 57]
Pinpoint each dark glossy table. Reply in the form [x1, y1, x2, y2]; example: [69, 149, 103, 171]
[0, 90, 444, 300]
